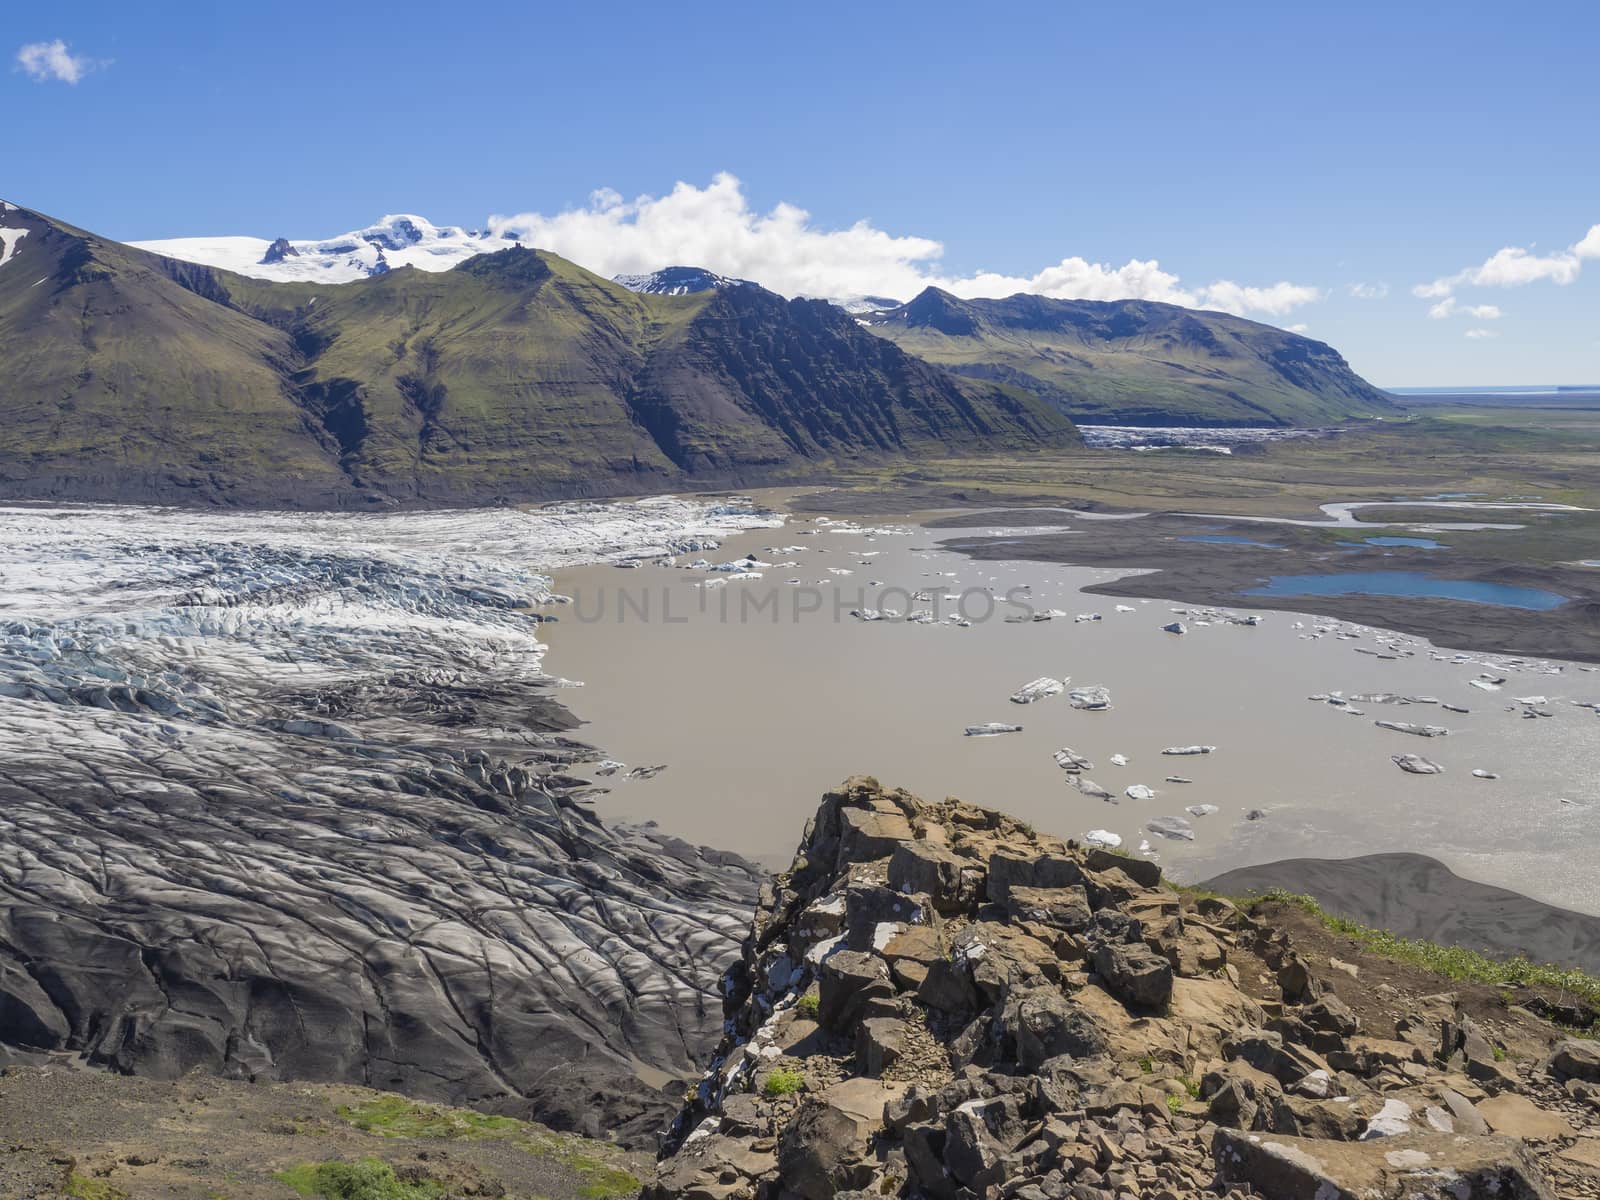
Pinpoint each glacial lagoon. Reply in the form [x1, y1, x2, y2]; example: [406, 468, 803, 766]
[542, 500, 1600, 913]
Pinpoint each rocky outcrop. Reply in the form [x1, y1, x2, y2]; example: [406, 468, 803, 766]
[644, 778, 1583, 1199]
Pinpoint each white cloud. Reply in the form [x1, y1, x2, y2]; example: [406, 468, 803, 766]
[1415, 223, 1594, 301]
[1464, 328, 1497, 339]
[1347, 282, 1389, 299]
[489, 173, 1320, 318]
[15, 39, 99, 84]
[1428, 298, 1502, 320]
[1287, 323, 1310, 333]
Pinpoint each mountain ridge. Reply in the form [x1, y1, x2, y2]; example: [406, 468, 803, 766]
[861, 286, 1397, 426]
[0, 202, 1073, 508]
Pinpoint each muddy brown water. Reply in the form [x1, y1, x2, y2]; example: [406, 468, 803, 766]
[541, 501, 1600, 914]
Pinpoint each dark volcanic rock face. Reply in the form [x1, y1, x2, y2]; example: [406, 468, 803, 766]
[0, 500, 773, 1145]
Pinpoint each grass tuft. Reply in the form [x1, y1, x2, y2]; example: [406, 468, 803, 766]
[1258, 889, 1600, 1013]
[273, 1158, 442, 1200]
[762, 1067, 806, 1097]
[64, 1173, 127, 1200]
[333, 1096, 639, 1200]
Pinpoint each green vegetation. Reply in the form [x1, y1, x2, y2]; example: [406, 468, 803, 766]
[333, 1096, 639, 1200]
[762, 1067, 806, 1097]
[64, 1173, 127, 1200]
[337, 1095, 523, 1140]
[861, 288, 1395, 426]
[0, 203, 1072, 508]
[795, 992, 820, 1019]
[1259, 889, 1600, 1012]
[1165, 1093, 1187, 1113]
[274, 1158, 442, 1200]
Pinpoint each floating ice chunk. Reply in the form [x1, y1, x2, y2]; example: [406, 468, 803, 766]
[965, 722, 1023, 737]
[1162, 621, 1187, 635]
[1053, 747, 1092, 772]
[1115, 605, 1136, 613]
[1125, 784, 1156, 801]
[1146, 815, 1195, 841]
[1392, 754, 1444, 775]
[1162, 745, 1216, 756]
[594, 760, 626, 777]
[1186, 804, 1220, 817]
[1165, 776, 1193, 784]
[1471, 769, 1499, 779]
[1009, 677, 1065, 704]
[1067, 685, 1113, 711]
[1071, 777, 1115, 801]
[1375, 721, 1450, 737]
[626, 764, 667, 780]
[1082, 829, 1122, 849]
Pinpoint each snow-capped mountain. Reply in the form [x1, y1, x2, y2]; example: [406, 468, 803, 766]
[130, 215, 513, 283]
[611, 266, 752, 295]
[131, 214, 889, 312]
[826, 294, 905, 315]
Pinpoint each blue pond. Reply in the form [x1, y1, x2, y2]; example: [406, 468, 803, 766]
[1338, 536, 1449, 550]
[1179, 535, 1282, 549]
[1242, 571, 1567, 610]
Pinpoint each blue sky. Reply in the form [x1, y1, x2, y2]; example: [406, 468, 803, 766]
[9, 0, 1597, 386]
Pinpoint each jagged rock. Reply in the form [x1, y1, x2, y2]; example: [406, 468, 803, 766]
[888, 842, 968, 912]
[1550, 1038, 1600, 1083]
[1084, 847, 1161, 888]
[917, 957, 979, 1016]
[777, 1100, 876, 1200]
[819, 951, 894, 1031]
[986, 850, 1085, 901]
[1212, 1128, 1555, 1200]
[1225, 1030, 1330, 1085]
[1092, 941, 1173, 1009]
[649, 778, 1576, 1198]
[1003, 885, 1094, 931]
[1008, 988, 1109, 1069]
[646, 1134, 776, 1200]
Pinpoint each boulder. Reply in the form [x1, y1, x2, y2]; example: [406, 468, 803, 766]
[1475, 1092, 1576, 1141]
[818, 950, 893, 1031]
[777, 1100, 877, 1200]
[888, 842, 967, 912]
[985, 850, 1085, 902]
[1549, 1037, 1600, 1083]
[856, 1017, 909, 1078]
[1084, 847, 1161, 887]
[1212, 1128, 1555, 1200]
[1002, 885, 1093, 930]
[1093, 940, 1174, 1009]
[1007, 988, 1109, 1069]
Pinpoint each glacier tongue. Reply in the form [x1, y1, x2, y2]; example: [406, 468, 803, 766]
[0, 495, 780, 1141]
